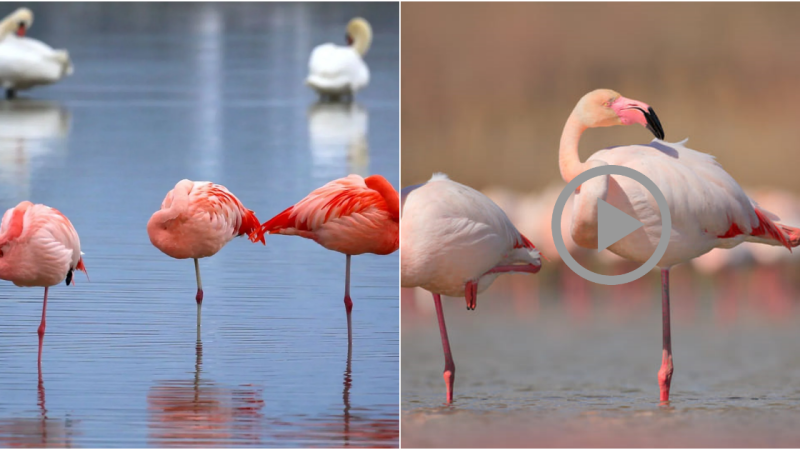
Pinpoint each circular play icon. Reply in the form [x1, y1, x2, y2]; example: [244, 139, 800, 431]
[551, 165, 672, 285]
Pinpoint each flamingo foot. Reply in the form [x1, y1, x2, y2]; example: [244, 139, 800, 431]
[443, 366, 455, 404]
[195, 288, 203, 304]
[465, 281, 477, 310]
[658, 355, 674, 402]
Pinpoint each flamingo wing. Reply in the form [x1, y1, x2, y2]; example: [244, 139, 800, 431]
[189, 182, 260, 237]
[250, 175, 385, 244]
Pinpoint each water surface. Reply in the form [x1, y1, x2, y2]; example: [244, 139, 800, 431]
[402, 264, 800, 447]
[0, 3, 399, 447]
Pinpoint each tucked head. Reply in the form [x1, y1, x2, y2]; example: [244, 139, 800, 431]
[574, 89, 664, 140]
[365, 174, 398, 221]
[4, 8, 33, 37]
[346, 17, 372, 56]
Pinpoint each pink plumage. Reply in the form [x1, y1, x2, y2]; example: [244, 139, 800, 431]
[250, 174, 398, 256]
[0, 200, 86, 343]
[560, 89, 800, 403]
[400, 173, 542, 403]
[147, 179, 259, 325]
[250, 174, 399, 342]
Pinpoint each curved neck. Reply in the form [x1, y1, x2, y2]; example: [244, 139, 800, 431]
[559, 112, 588, 183]
[352, 32, 371, 56]
[0, 16, 15, 38]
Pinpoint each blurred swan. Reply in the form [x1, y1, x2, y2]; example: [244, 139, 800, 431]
[306, 18, 371, 100]
[308, 101, 368, 177]
[0, 8, 73, 99]
[0, 99, 70, 201]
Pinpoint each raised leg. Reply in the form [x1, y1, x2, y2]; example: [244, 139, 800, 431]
[465, 281, 477, 310]
[194, 258, 203, 328]
[433, 293, 456, 403]
[344, 254, 353, 344]
[658, 268, 674, 402]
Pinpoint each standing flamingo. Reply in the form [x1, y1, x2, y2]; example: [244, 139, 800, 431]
[0, 201, 87, 361]
[147, 179, 260, 328]
[401, 173, 542, 403]
[249, 174, 398, 342]
[559, 89, 800, 402]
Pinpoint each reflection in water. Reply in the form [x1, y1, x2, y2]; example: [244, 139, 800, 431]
[0, 100, 70, 202]
[0, 360, 78, 448]
[308, 102, 369, 178]
[265, 341, 399, 448]
[147, 339, 266, 447]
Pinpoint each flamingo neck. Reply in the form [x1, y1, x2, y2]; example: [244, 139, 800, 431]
[559, 112, 588, 183]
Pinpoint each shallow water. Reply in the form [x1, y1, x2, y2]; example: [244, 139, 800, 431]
[0, 3, 399, 448]
[402, 264, 800, 447]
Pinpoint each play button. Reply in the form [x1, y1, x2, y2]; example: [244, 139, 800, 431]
[597, 199, 644, 252]
[551, 165, 673, 286]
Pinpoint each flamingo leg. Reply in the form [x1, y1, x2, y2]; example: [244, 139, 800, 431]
[464, 263, 541, 311]
[485, 263, 542, 276]
[37, 287, 48, 337]
[194, 258, 203, 328]
[433, 293, 456, 403]
[465, 281, 477, 310]
[658, 268, 674, 402]
[344, 254, 353, 343]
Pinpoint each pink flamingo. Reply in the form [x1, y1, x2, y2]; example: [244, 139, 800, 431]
[249, 174, 399, 341]
[147, 179, 260, 327]
[560, 89, 800, 402]
[400, 173, 542, 403]
[0, 201, 87, 361]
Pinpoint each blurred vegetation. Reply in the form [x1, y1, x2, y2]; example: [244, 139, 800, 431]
[401, 3, 800, 193]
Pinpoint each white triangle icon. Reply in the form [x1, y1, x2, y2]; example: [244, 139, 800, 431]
[597, 199, 644, 252]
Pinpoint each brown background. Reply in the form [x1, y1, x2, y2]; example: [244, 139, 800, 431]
[401, 2, 800, 193]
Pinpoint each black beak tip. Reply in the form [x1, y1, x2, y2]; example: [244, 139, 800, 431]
[644, 106, 665, 140]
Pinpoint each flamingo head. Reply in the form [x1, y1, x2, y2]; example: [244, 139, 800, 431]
[576, 89, 665, 140]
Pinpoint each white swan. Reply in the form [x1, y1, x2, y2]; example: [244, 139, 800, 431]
[0, 8, 73, 99]
[306, 18, 371, 99]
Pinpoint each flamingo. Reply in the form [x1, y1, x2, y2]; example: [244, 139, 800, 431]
[0, 8, 73, 99]
[306, 18, 371, 100]
[400, 173, 542, 403]
[147, 180, 260, 328]
[249, 174, 398, 341]
[0, 201, 87, 361]
[559, 89, 800, 402]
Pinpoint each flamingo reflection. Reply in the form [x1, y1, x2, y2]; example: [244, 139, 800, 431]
[147, 338, 265, 447]
[0, 357, 77, 447]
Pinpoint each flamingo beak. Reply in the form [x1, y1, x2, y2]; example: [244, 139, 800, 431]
[346, 34, 353, 46]
[642, 106, 665, 140]
[15, 23, 25, 37]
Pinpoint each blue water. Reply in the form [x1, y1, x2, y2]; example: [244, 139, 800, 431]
[0, 3, 399, 447]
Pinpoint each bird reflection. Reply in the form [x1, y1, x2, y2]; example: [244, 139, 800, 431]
[0, 356, 77, 447]
[264, 339, 398, 447]
[308, 101, 369, 178]
[0, 99, 70, 202]
[147, 338, 265, 447]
